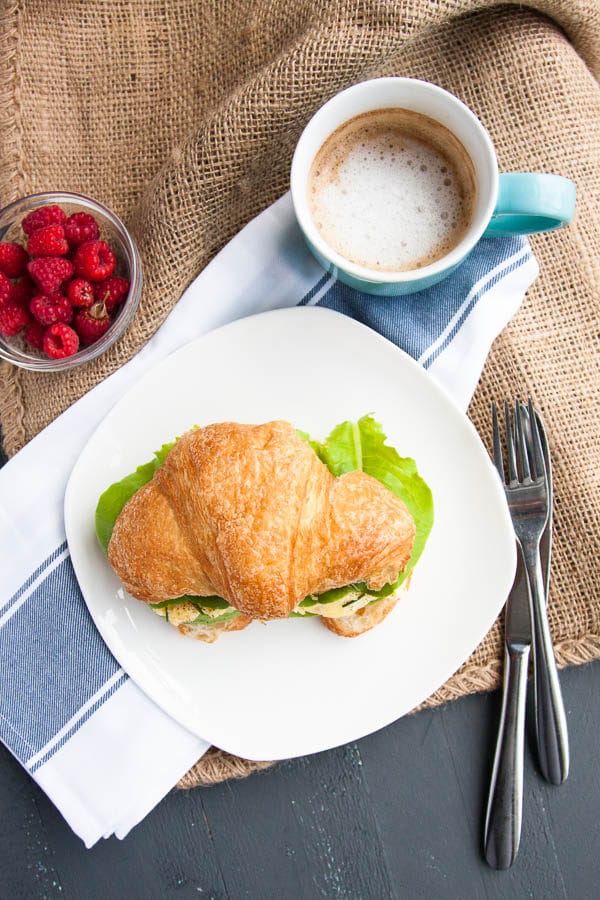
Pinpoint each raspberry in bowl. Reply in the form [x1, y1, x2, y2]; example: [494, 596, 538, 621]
[0, 192, 142, 371]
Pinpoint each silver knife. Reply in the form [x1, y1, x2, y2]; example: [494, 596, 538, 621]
[484, 536, 532, 869]
[484, 405, 559, 868]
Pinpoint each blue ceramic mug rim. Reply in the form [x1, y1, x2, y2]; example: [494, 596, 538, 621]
[290, 77, 500, 285]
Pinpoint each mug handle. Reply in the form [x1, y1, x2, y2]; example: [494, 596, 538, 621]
[483, 173, 576, 236]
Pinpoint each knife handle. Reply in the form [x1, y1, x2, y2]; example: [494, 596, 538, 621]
[484, 643, 530, 869]
[524, 547, 570, 785]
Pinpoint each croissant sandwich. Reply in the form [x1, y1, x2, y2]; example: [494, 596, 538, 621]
[96, 416, 433, 643]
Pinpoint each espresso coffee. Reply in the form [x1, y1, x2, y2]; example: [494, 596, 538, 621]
[308, 108, 477, 273]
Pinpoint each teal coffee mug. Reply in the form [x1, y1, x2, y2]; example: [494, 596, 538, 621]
[290, 78, 576, 296]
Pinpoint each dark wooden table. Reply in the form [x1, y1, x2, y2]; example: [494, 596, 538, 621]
[1, 651, 598, 899]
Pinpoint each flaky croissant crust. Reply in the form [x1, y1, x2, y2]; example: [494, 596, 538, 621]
[107, 421, 416, 620]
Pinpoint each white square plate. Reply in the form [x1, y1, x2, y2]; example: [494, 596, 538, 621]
[64, 306, 515, 760]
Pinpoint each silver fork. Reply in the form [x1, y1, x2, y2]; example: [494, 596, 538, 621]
[493, 398, 569, 786]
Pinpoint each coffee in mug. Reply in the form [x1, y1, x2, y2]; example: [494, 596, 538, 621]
[292, 78, 575, 295]
[308, 108, 477, 273]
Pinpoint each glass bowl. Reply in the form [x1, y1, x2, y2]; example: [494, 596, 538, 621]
[0, 191, 142, 371]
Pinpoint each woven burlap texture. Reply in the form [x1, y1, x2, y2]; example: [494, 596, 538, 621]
[0, 1, 598, 788]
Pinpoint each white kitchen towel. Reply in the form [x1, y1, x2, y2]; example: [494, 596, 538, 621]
[0, 193, 538, 847]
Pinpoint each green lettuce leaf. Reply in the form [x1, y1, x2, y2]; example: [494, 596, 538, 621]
[296, 429, 324, 459]
[315, 414, 434, 582]
[148, 595, 231, 611]
[182, 609, 239, 626]
[95, 440, 176, 553]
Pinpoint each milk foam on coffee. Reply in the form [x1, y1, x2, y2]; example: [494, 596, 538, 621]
[308, 108, 477, 272]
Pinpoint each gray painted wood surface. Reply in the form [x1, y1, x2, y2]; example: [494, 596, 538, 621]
[1, 657, 598, 899]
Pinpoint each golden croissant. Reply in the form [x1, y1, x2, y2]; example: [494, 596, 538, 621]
[107, 421, 416, 641]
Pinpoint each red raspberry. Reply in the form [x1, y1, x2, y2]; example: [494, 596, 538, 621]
[73, 240, 116, 281]
[27, 223, 69, 257]
[0, 271, 11, 307]
[66, 277, 95, 308]
[22, 204, 67, 236]
[0, 302, 30, 336]
[30, 293, 73, 326]
[94, 275, 130, 312]
[74, 302, 111, 345]
[9, 276, 34, 309]
[23, 320, 45, 349]
[28, 257, 74, 294]
[0, 242, 29, 277]
[64, 212, 100, 248]
[43, 323, 80, 359]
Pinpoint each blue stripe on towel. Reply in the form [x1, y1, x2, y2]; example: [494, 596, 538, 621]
[29, 671, 128, 773]
[310, 237, 528, 363]
[1, 541, 69, 617]
[420, 243, 530, 367]
[0, 548, 122, 766]
[297, 272, 331, 306]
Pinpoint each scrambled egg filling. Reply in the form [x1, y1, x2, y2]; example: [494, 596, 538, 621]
[292, 591, 374, 618]
[151, 585, 390, 627]
[152, 600, 236, 626]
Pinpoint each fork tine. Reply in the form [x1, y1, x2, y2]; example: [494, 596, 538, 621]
[491, 401, 504, 480]
[528, 398, 545, 481]
[515, 400, 531, 481]
[504, 400, 518, 483]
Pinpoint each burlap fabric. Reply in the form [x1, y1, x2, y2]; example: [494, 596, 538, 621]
[0, 1, 598, 788]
